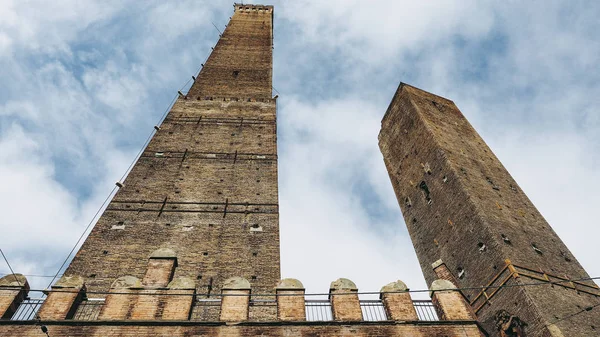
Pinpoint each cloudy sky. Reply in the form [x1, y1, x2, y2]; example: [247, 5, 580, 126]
[1, 0, 599, 299]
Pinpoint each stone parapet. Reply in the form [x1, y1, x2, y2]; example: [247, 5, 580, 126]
[0, 274, 29, 319]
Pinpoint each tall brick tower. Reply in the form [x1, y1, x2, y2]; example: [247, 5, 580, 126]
[379, 83, 600, 336]
[65, 3, 279, 298]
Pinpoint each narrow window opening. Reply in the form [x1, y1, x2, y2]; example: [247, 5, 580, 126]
[233, 70, 240, 77]
[203, 252, 208, 256]
[478, 242, 487, 252]
[532, 243, 543, 255]
[103, 250, 109, 255]
[419, 181, 432, 204]
[501, 234, 511, 244]
[457, 267, 465, 279]
[252, 252, 258, 257]
[443, 175, 448, 183]
[251, 275, 257, 280]
[486, 177, 500, 190]
[197, 275, 203, 280]
[405, 197, 412, 208]
[89, 274, 97, 278]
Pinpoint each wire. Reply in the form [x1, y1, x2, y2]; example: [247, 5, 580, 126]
[0, 273, 62, 279]
[44, 68, 206, 290]
[0, 249, 22, 287]
[45, 185, 118, 289]
[529, 301, 600, 335]
[5, 275, 597, 298]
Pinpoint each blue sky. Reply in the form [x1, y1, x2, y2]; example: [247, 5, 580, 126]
[1, 0, 599, 299]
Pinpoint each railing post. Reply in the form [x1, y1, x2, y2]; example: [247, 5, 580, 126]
[329, 278, 362, 321]
[162, 277, 195, 320]
[0, 274, 29, 319]
[38, 275, 85, 320]
[430, 279, 476, 320]
[380, 280, 418, 321]
[276, 278, 305, 321]
[98, 276, 142, 320]
[220, 277, 251, 322]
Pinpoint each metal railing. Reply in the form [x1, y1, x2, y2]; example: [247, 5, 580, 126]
[72, 298, 105, 320]
[360, 300, 387, 321]
[190, 298, 221, 321]
[305, 299, 333, 321]
[413, 300, 439, 321]
[10, 298, 44, 321]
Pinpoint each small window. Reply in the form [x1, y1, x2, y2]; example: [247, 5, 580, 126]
[501, 234, 511, 244]
[457, 267, 465, 279]
[532, 243, 543, 255]
[233, 70, 240, 77]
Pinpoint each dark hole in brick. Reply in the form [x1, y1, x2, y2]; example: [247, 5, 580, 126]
[256, 193, 260, 195]
[208, 224, 214, 227]
[197, 275, 203, 280]
[493, 265, 498, 270]
[412, 218, 417, 224]
[203, 252, 208, 256]
[251, 275, 257, 280]
[220, 179, 224, 182]
[172, 206, 177, 209]
[232, 70, 240, 77]
[165, 223, 171, 226]
[89, 274, 97, 278]
[256, 179, 260, 182]
[217, 192, 222, 195]
[252, 252, 258, 257]
[118, 221, 124, 225]
[258, 143, 262, 146]
[560, 251, 572, 262]
[231, 133, 236, 136]
[419, 181, 432, 204]
[135, 189, 140, 193]
[103, 250, 109, 255]
[168, 131, 173, 135]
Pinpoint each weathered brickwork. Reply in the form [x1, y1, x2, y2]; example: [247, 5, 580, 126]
[0, 322, 485, 337]
[64, 4, 280, 301]
[379, 83, 600, 336]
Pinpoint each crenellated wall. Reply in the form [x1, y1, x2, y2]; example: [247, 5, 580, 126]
[0, 271, 485, 336]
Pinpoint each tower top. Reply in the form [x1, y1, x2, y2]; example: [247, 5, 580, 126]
[234, 3, 274, 13]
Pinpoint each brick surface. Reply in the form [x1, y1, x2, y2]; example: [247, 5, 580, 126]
[276, 289, 305, 321]
[143, 260, 176, 288]
[0, 322, 485, 337]
[378, 83, 600, 336]
[63, 4, 280, 300]
[220, 289, 250, 322]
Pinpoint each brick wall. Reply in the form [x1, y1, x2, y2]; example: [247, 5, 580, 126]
[0, 322, 484, 337]
[64, 4, 280, 300]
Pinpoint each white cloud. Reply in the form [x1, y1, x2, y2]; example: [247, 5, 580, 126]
[0, 0, 598, 303]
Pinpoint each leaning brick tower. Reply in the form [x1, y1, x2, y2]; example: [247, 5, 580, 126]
[379, 83, 600, 336]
